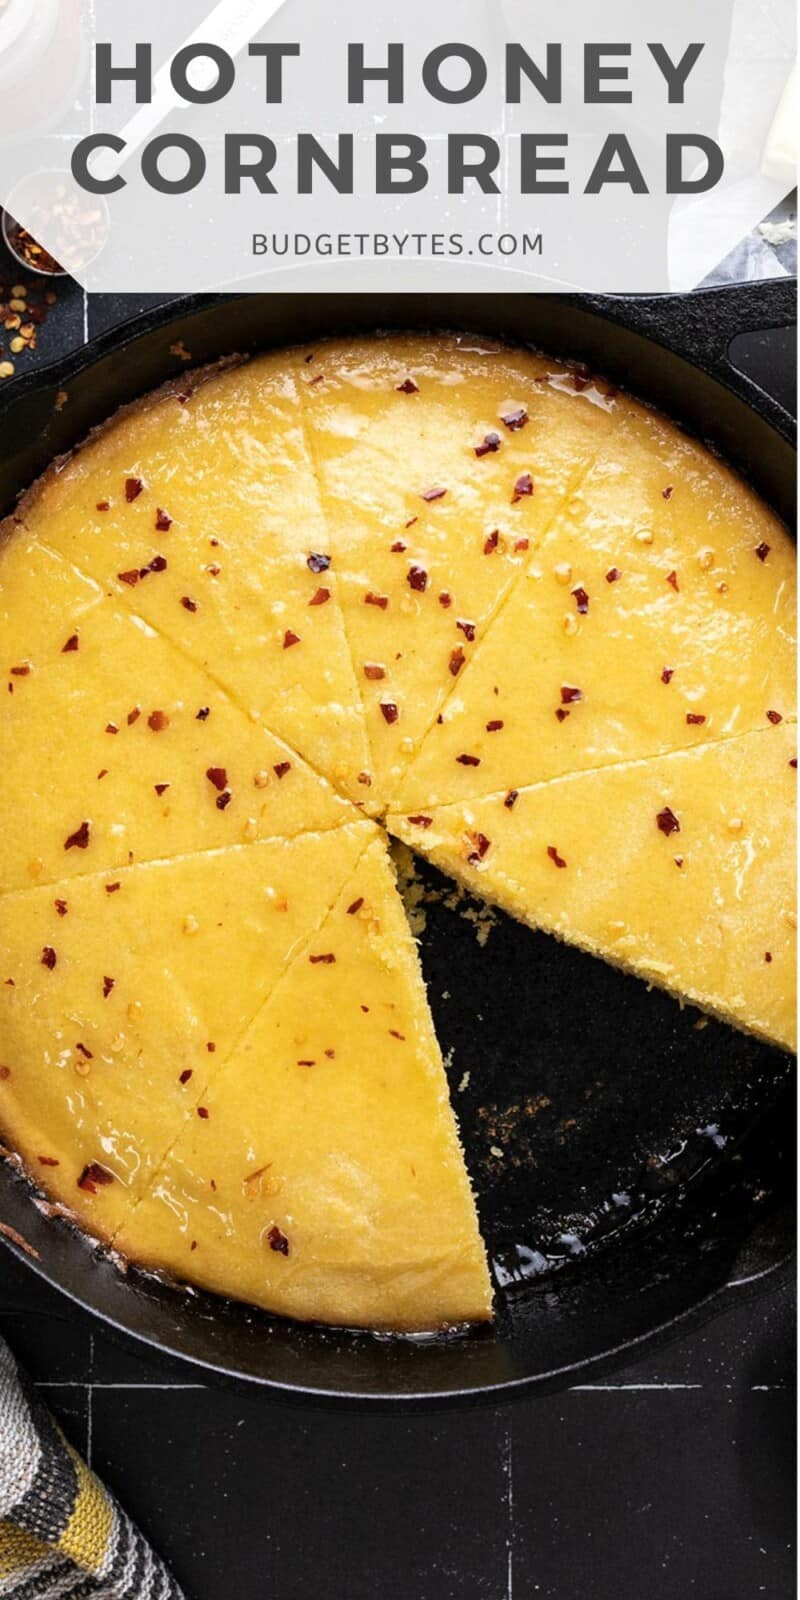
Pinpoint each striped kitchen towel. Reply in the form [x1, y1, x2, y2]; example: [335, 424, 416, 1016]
[0, 1339, 183, 1598]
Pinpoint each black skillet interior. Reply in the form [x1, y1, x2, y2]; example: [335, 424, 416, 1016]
[0, 285, 795, 1404]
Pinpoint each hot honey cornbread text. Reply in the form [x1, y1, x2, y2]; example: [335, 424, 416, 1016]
[0, 333, 795, 1331]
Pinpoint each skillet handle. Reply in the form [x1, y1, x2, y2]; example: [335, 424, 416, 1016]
[586, 281, 797, 439]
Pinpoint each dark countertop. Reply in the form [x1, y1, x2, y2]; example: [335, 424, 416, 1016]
[0, 258, 795, 1600]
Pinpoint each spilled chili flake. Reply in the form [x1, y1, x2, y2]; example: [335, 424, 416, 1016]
[380, 701, 399, 724]
[439, 591, 453, 608]
[407, 565, 428, 592]
[283, 630, 300, 649]
[766, 709, 783, 725]
[483, 530, 500, 555]
[572, 586, 590, 614]
[155, 508, 173, 531]
[547, 845, 567, 869]
[467, 832, 491, 864]
[197, 1106, 210, 1119]
[512, 473, 533, 503]
[449, 647, 466, 676]
[179, 1069, 193, 1085]
[266, 1224, 290, 1255]
[273, 761, 292, 779]
[125, 477, 144, 502]
[456, 619, 476, 641]
[309, 587, 330, 606]
[686, 713, 706, 725]
[54, 899, 68, 917]
[347, 897, 365, 915]
[61, 633, 79, 653]
[666, 570, 679, 591]
[754, 542, 770, 562]
[560, 685, 583, 705]
[181, 596, 198, 613]
[365, 592, 389, 609]
[363, 663, 386, 680]
[147, 710, 169, 732]
[606, 567, 622, 583]
[103, 976, 115, 998]
[486, 719, 504, 732]
[504, 789, 519, 810]
[309, 953, 336, 965]
[661, 668, 674, 684]
[456, 753, 480, 766]
[407, 815, 432, 828]
[41, 946, 57, 970]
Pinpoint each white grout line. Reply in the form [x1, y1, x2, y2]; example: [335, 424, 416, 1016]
[570, 1382, 704, 1391]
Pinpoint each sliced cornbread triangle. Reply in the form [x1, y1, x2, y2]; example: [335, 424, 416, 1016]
[390, 725, 797, 1052]
[296, 335, 620, 806]
[16, 357, 372, 801]
[114, 835, 492, 1330]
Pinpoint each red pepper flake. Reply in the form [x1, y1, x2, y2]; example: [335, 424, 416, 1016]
[560, 685, 583, 705]
[484, 529, 500, 555]
[309, 953, 336, 965]
[555, 708, 570, 723]
[125, 476, 144, 502]
[283, 630, 300, 649]
[105, 722, 119, 735]
[38, 1156, 59, 1167]
[605, 567, 622, 584]
[179, 1069, 193, 1085]
[145, 555, 167, 575]
[766, 709, 783, 725]
[380, 701, 399, 724]
[117, 569, 140, 587]
[207, 1042, 216, 1052]
[547, 845, 567, 869]
[61, 633, 79, 653]
[54, 899, 68, 917]
[96, 500, 110, 512]
[512, 473, 533, 503]
[365, 591, 388, 609]
[674, 856, 684, 869]
[439, 591, 453, 608]
[421, 486, 447, 503]
[789, 758, 797, 769]
[662, 485, 674, 500]
[686, 713, 706, 725]
[64, 820, 91, 851]
[405, 516, 419, 531]
[407, 815, 432, 828]
[396, 378, 418, 394]
[449, 647, 466, 676]
[514, 537, 530, 552]
[10, 664, 30, 677]
[103, 976, 115, 998]
[347, 897, 365, 915]
[307, 552, 331, 573]
[456, 619, 476, 641]
[75, 1042, 93, 1060]
[504, 789, 519, 810]
[0, 1063, 9, 1075]
[273, 761, 292, 779]
[389, 1029, 406, 1041]
[501, 407, 528, 431]
[105, 881, 121, 894]
[41, 946, 57, 970]
[266, 1224, 289, 1255]
[456, 753, 480, 766]
[656, 806, 681, 837]
[147, 710, 169, 732]
[127, 707, 141, 726]
[390, 540, 407, 553]
[755, 542, 770, 562]
[363, 663, 386, 680]
[194, 710, 210, 726]
[666, 570, 679, 592]
[155, 507, 173, 531]
[181, 596, 198, 613]
[475, 432, 502, 457]
[97, 769, 108, 781]
[467, 832, 491, 864]
[78, 1162, 114, 1194]
[154, 783, 170, 796]
[407, 564, 428, 592]
[572, 586, 590, 614]
[661, 668, 674, 684]
[297, 1059, 316, 1067]
[486, 719, 504, 732]
[216, 791, 232, 811]
[309, 587, 330, 606]
[197, 1106, 209, 1119]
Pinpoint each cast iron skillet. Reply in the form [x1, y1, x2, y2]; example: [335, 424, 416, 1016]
[0, 284, 795, 1405]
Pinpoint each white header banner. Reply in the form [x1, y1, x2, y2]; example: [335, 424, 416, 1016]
[0, 0, 795, 292]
